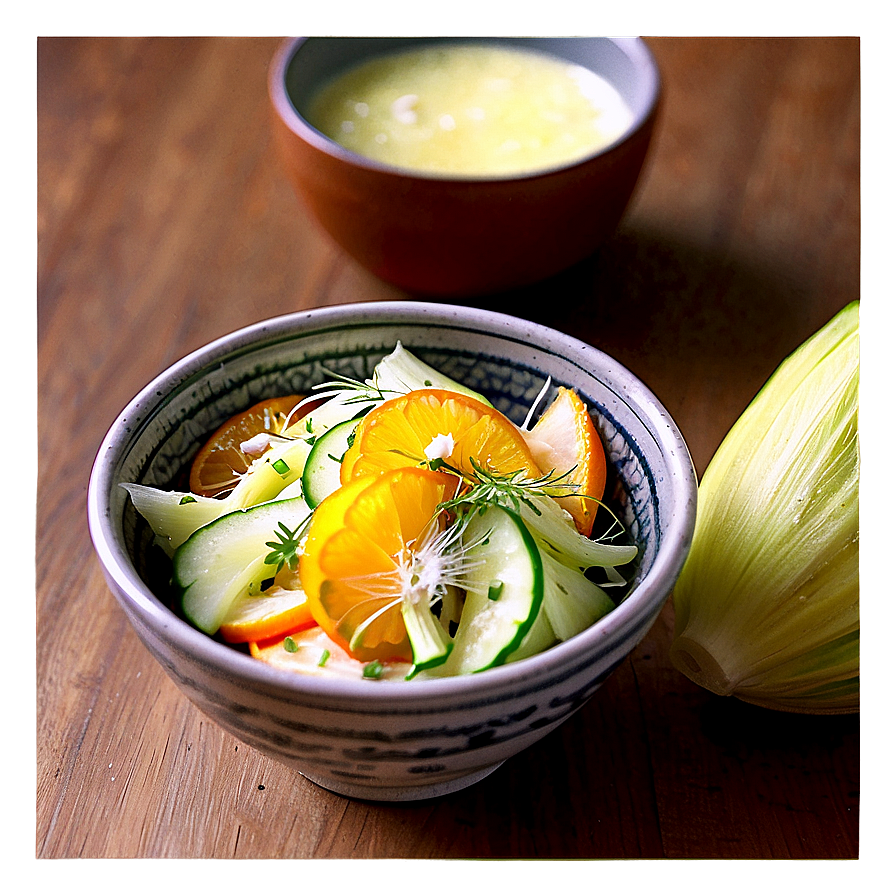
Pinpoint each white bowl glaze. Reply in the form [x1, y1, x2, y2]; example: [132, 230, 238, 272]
[88, 302, 696, 801]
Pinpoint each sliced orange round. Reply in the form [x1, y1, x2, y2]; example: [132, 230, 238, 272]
[189, 395, 304, 497]
[218, 587, 315, 644]
[340, 388, 542, 484]
[299, 466, 458, 663]
[522, 386, 607, 537]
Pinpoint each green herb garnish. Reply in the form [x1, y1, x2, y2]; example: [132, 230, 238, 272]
[431, 456, 582, 518]
[283, 636, 299, 653]
[264, 520, 306, 573]
[271, 458, 291, 477]
[363, 660, 385, 679]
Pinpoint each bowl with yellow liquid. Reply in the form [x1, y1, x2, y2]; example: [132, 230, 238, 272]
[269, 37, 661, 296]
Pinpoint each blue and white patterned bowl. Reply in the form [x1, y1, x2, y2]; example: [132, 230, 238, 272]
[87, 302, 696, 801]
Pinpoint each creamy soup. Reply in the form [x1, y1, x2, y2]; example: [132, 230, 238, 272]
[305, 43, 634, 177]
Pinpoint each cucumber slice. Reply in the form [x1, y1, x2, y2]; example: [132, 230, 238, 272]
[402, 599, 453, 676]
[174, 496, 311, 635]
[301, 419, 357, 508]
[372, 342, 492, 406]
[505, 591, 558, 664]
[438, 506, 543, 675]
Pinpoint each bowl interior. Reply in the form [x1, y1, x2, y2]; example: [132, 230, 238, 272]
[277, 37, 661, 169]
[94, 305, 691, 669]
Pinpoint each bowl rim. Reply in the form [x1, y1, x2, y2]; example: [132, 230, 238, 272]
[87, 301, 695, 707]
[268, 36, 663, 185]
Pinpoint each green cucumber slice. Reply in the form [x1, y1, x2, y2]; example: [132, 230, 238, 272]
[301, 418, 357, 508]
[402, 599, 453, 676]
[174, 496, 311, 635]
[438, 506, 543, 675]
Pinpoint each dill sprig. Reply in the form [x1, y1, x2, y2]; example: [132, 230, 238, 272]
[264, 517, 311, 573]
[429, 456, 582, 518]
[301, 370, 398, 409]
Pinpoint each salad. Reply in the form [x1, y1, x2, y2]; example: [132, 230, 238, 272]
[124, 344, 637, 681]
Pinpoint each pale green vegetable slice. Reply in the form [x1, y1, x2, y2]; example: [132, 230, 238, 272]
[301, 419, 357, 508]
[436, 505, 543, 675]
[372, 341, 491, 405]
[539, 551, 615, 640]
[402, 598, 454, 674]
[505, 540, 618, 664]
[122, 484, 229, 555]
[174, 496, 311, 635]
[669, 301, 859, 714]
[122, 436, 314, 555]
[518, 493, 638, 574]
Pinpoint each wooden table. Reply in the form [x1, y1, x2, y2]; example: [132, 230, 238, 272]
[37, 37, 860, 860]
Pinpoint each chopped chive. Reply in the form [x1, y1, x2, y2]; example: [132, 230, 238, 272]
[487, 579, 504, 601]
[179, 495, 197, 505]
[272, 458, 290, 477]
[318, 649, 330, 667]
[283, 637, 299, 653]
[363, 660, 384, 679]
[424, 379, 432, 386]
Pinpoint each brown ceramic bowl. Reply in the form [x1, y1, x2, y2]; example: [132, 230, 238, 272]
[269, 37, 661, 297]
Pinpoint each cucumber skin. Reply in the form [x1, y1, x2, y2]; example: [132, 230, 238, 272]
[301, 419, 357, 508]
[173, 496, 311, 634]
[444, 506, 544, 675]
[488, 509, 544, 669]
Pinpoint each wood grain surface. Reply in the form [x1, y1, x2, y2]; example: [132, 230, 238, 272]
[36, 36, 860, 860]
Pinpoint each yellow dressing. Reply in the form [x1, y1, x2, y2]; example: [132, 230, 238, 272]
[306, 43, 633, 176]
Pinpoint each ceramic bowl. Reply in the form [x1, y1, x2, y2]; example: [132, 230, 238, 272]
[269, 38, 662, 296]
[87, 302, 696, 802]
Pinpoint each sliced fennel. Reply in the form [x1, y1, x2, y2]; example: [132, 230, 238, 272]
[669, 301, 859, 715]
[517, 493, 637, 577]
[372, 341, 491, 406]
[123, 484, 231, 555]
[539, 551, 615, 640]
[122, 435, 314, 555]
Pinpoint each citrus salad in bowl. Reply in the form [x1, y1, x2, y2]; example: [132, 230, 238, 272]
[123, 344, 637, 682]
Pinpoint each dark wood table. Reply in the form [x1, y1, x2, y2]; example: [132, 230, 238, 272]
[37, 36, 860, 859]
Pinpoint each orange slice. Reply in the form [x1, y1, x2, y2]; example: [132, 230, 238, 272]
[218, 587, 315, 644]
[189, 395, 304, 497]
[299, 466, 459, 663]
[340, 388, 542, 483]
[522, 387, 607, 537]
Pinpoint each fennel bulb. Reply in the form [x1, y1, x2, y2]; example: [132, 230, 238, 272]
[669, 302, 859, 714]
